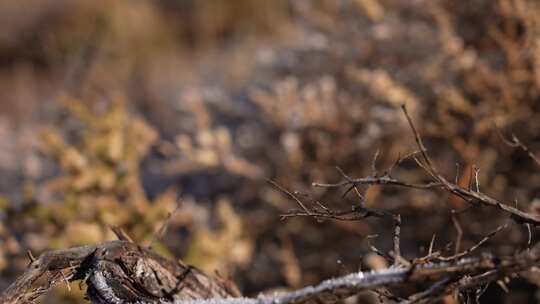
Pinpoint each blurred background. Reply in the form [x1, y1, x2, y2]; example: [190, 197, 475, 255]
[1, 0, 540, 303]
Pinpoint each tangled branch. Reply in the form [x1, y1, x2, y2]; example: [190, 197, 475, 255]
[312, 105, 540, 226]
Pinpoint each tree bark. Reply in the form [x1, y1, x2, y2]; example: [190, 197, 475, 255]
[2, 240, 540, 304]
[0, 241, 237, 304]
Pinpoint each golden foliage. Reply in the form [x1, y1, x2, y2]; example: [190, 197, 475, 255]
[185, 198, 254, 275]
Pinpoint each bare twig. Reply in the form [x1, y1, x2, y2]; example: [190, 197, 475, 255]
[312, 106, 540, 226]
[312, 176, 442, 190]
[497, 129, 540, 167]
[451, 212, 463, 255]
[280, 205, 392, 222]
[369, 244, 394, 264]
[393, 214, 403, 266]
[401, 105, 436, 177]
[25, 250, 36, 264]
[428, 234, 436, 256]
[268, 179, 313, 217]
[371, 149, 380, 176]
[437, 222, 509, 262]
[473, 165, 480, 193]
[110, 226, 134, 243]
[279, 176, 393, 223]
[526, 223, 532, 249]
[454, 163, 460, 185]
[400, 278, 453, 304]
[149, 195, 183, 248]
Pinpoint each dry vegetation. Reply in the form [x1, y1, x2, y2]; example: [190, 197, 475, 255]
[1, 0, 540, 303]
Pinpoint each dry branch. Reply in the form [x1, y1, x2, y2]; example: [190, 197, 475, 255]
[4, 239, 540, 304]
[0, 241, 235, 304]
[173, 243, 540, 304]
[313, 105, 540, 226]
[497, 129, 540, 167]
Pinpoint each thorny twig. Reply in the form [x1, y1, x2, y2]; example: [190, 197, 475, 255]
[268, 179, 313, 217]
[275, 105, 531, 302]
[497, 128, 540, 167]
[436, 222, 509, 262]
[273, 178, 394, 222]
[149, 194, 183, 248]
[313, 105, 540, 226]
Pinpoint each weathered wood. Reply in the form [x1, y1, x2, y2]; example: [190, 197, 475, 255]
[0, 243, 99, 304]
[0, 241, 236, 304]
[3, 240, 540, 304]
